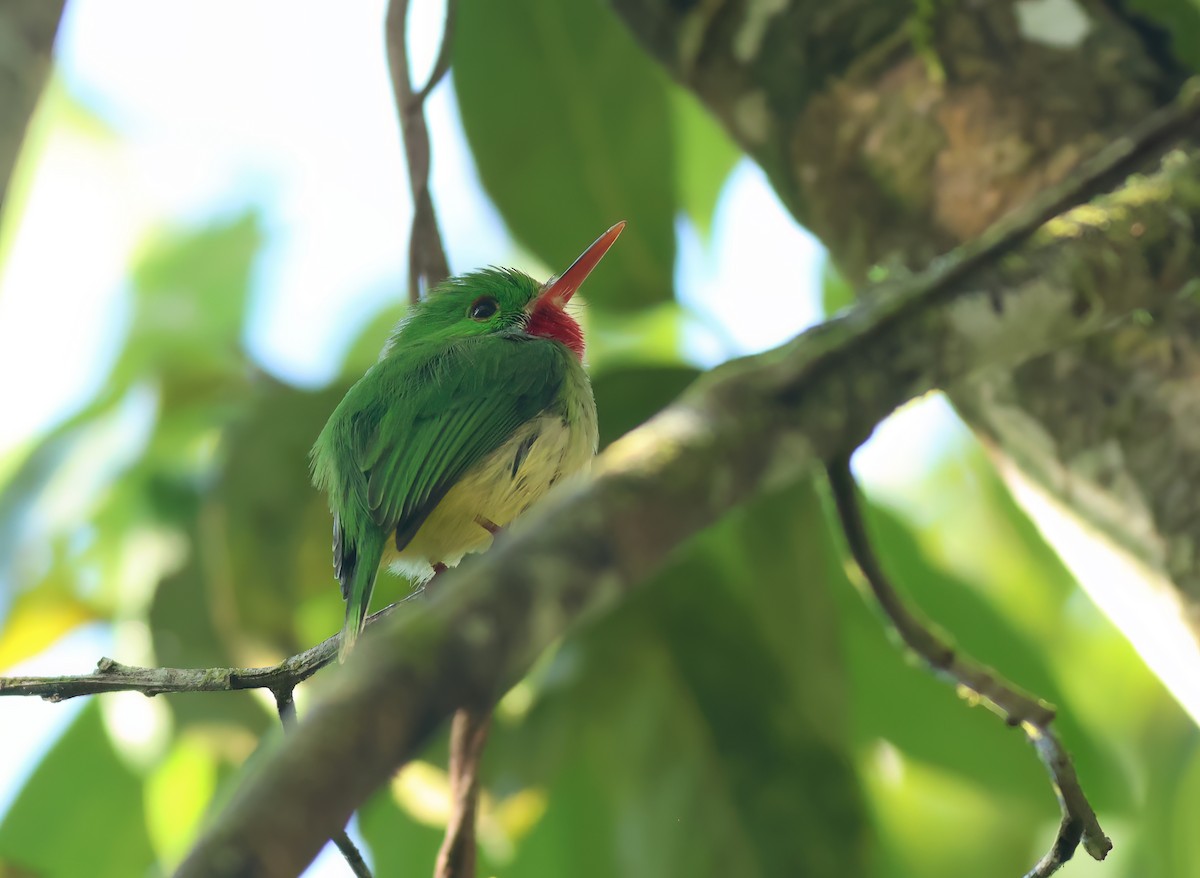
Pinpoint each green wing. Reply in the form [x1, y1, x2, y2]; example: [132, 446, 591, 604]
[358, 336, 567, 544]
[313, 334, 567, 660]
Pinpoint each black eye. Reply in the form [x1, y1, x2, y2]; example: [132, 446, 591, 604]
[469, 296, 499, 321]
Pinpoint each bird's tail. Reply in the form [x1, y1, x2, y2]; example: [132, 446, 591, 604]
[339, 528, 387, 663]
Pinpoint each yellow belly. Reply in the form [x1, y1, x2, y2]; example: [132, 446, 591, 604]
[380, 413, 594, 582]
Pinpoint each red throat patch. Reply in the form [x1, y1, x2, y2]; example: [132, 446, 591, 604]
[526, 305, 585, 360]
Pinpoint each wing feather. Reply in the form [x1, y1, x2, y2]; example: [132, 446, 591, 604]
[357, 336, 565, 549]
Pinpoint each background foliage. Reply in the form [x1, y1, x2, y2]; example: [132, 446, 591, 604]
[1, 1, 1198, 876]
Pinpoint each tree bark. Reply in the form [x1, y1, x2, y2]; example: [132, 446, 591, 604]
[611, 0, 1200, 646]
[0, 0, 65, 216]
[177, 133, 1200, 875]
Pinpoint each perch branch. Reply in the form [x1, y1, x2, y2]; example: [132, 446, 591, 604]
[0, 595, 420, 701]
[825, 457, 1111, 877]
[170, 81, 1200, 878]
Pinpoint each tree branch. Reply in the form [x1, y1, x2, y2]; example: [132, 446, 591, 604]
[434, 709, 491, 878]
[0, 0, 65, 217]
[0, 596, 418, 702]
[385, 0, 455, 303]
[611, 0, 1200, 651]
[825, 457, 1110, 877]
[170, 82, 1200, 878]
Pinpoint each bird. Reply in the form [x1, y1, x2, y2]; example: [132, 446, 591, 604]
[311, 222, 624, 660]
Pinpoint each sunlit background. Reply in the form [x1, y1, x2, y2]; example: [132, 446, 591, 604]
[2, 2, 1198, 877]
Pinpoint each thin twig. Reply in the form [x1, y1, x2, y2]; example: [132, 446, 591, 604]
[272, 690, 374, 878]
[434, 709, 491, 878]
[0, 591, 424, 701]
[825, 455, 1112, 877]
[413, 0, 458, 104]
[385, 0, 456, 303]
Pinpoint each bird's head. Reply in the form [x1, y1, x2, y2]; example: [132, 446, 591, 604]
[394, 222, 625, 360]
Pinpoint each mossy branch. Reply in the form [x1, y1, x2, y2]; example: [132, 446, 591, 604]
[827, 457, 1110, 877]
[160, 82, 1200, 877]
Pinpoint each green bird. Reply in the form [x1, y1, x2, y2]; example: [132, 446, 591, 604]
[312, 223, 624, 659]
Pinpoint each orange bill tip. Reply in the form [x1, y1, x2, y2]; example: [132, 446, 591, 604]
[536, 221, 626, 309]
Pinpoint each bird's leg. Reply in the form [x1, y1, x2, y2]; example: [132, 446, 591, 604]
[474, 515, 501, 535]
[432, 561, 449, 576]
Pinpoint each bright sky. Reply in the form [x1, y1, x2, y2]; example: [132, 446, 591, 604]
[0, 1, 960, 873]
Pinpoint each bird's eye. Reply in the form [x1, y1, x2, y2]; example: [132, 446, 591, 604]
[468, 296, 499, 321]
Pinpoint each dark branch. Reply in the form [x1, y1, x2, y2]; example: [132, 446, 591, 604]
[385, 0, 455, 303]
[825, 457, 1111, 876]
[434, 709, 491, 878]
[171, 80, 1200, 878]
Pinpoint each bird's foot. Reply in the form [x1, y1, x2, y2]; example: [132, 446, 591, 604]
[475, 515, 501, 535]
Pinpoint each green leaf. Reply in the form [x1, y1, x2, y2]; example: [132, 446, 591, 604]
[590, 364, 699, 449]
[671, 90, 740, 238]
[1117, 0, 1200, 70]
[483, 482, 869, 877]
[820, 260, 855, 317]
[214, 380, 351, 649]
[144, 735, 218, 870]
[359, 778, 446, 876]
[454, 0, 676, 310]
[0, 703, 156, 878]
[109, 211, 263, 399]
[828, 496, 1121, 806]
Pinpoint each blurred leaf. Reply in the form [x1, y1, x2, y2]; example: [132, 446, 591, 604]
[360, 766, 450, 875]
[0, 415, 102, 591]
[147, 528, 272, 734]
[671, 90, 740, 238]
[821, 260, 855, 317]
[585, 300, 690, 372]
[214, 380, 349, 652]
[103, 211, 262, 410]
[0, 703, 155, 878]
[864, 752, 1037, 878]
[483, 481, 868, 877]
[1169, 736, 1200, 874]
[591, 363, 698, 449]
[827, 496, 1125, 809]
[3, 213, 265, 621]
[1120, 0, 1200, 69]
[0, 76, 117, 270]
[454, 0, 676, 310]
[145, 735, 218, 870]
[0, 589, 95, 671]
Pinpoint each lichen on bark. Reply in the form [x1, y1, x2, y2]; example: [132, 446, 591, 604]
[610, 0, 1200, 648]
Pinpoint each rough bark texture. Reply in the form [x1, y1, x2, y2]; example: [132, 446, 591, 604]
[177, 143, 1200, 876]
[611, 0, 1200, 637]
[0, 0, 65, 216]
